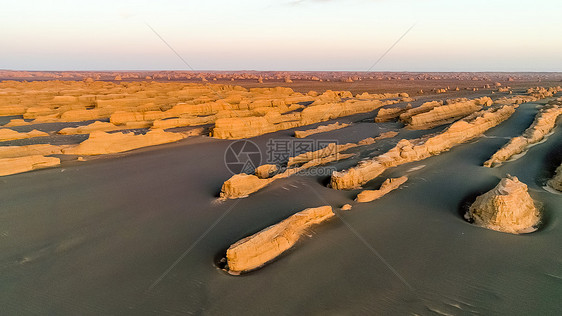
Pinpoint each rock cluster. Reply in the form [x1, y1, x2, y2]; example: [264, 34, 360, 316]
[331, 104, 517, 189]
[484, 103, 562, 167]
[225, 206, 334, 273]
[465, 176, 540, 234]
[405, 97, 492, 129]
[220, 133, 394, 199]
[375, 105, 412, 122]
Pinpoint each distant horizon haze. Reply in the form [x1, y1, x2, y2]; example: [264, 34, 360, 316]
[2, 0, 561, 72]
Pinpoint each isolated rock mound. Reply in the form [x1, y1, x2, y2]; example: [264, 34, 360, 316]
[356, 176, 408, 203]
[465, 176, 540, 234]
[484, 104, 562, 167]
[548, 163, 562, 192]
[225, 206, 334, 274]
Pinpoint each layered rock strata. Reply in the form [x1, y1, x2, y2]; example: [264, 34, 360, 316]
[225, 206, 334, 273]
[484, 104, 562, 167]
[331, 105, 517, 189]
[465, 176, 540, 234]
[356, 176, 408, 203]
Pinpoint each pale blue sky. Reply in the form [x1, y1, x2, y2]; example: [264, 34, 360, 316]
[1, 0, 561, 71]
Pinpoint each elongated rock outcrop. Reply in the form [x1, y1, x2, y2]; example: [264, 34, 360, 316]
[484, 104, 562, 167]
[375, 105, 411, 122]
[58, 121, 122, 135]
[225, 206, 334, 274]
[62, 129, 186, 155]
[356, 176, 408, 202]
[465, 176, 540, 234]
[548, 163, 562, 191]
[0, 155, 60, 176]
[220, 133, 396, 199]
[406, 97, 491, 129]
[294, 122, 350, 138]
[0, 144, 63, 159]
[0, 129, 48, 142]
[331, 105, 517, 189]
[212, 99, 400, 139]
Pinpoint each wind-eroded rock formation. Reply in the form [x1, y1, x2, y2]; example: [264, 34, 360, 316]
[0, 144, 63, 159]
[0, 155, 60, 176]
[331, 104, 517, 189]
[484, 104, 562, 167]
[375, 105, 412, 122]
[548, 163, 562, 192]
[0, 129, 48, 142]
[63, 129, 186, 155]
[356, 176, 408, 203]
[58, 121, 122, 135]
[220, 133, 395, 199]
[212, 98, 402, 139]
[225, 206, 334, 274]
[465, 176, 540, 234]
[405, 97, 492, 129]
[294, 122, 350, 138]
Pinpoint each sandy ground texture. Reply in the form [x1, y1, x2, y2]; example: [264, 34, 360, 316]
[1, 74, 561, 315]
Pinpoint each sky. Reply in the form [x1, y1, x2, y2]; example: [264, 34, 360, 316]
[1, 0, 561, 72]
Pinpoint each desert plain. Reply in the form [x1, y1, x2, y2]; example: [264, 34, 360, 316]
[1, 70, 561, 314]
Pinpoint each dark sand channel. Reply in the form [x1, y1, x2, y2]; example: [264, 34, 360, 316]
[1, 99, 561, 315]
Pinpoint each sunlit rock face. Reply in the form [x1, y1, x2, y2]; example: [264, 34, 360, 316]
[465, 176, 540, 234]
[356, 176, 408, 203]
[331, 104, 518, 190]
[225, 206, 334, 274]
[484, 103, 562, 167]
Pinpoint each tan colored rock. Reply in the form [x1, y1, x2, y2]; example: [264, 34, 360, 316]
[465, 176, 540, 234]
[331, 105, 517, 189]
[0, 144, 63, 159]
[4, 119, 31, 127]
[225, 206, 334, 273]
[0, 105, 27, 116]
[62, 129, 185, 155]
[255, 164, 278, 179]
[356, 176, 408, 202]
[399, 100, 443, 122]
[0, 129, 48, 142]
[406, 97, 491, 129]
[212, 99, 398, 139]
[0, 155, 60, 176]
[375, 105, 412, 122]
[58, 121, 122, 135]
[484, 104, 562, 167]
[220, 174, 274, 199]
[294, 122, 350, 138]
[548, 163, 562, 191]
[341, 204, 352, 211]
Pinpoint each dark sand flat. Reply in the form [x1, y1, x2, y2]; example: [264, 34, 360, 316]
[1, 94, 562, 315]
